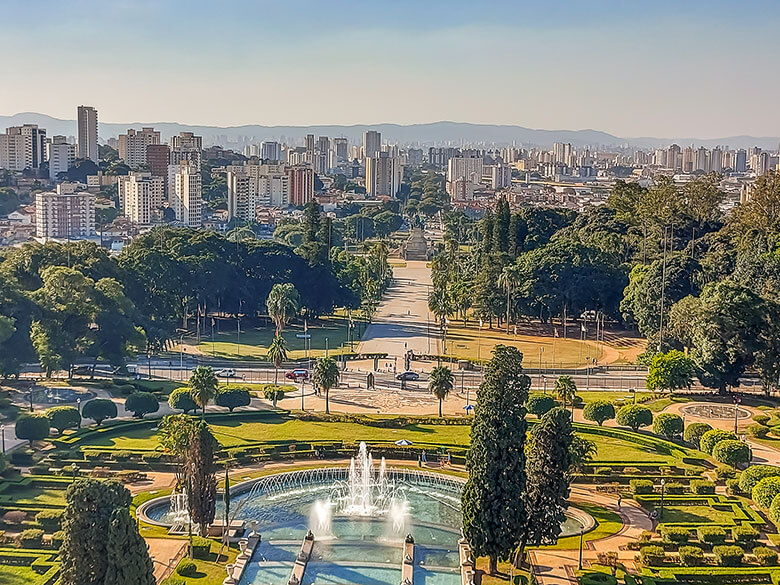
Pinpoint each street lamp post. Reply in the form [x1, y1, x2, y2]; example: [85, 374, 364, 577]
[179, 334, 185, 382]
[0, 425, 5, 454]
[734, 396, 741, 435]
[659, 479, 666, 520]
[77, 399, 82, 427]
[578, 528, 584, 570]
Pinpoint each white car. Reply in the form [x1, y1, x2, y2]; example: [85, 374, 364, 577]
[215, 368, 238, 378]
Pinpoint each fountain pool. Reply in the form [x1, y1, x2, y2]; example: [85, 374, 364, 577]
[139, 443, 593, 585]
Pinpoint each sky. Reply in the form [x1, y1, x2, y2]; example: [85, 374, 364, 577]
[2, 0, 780, 138]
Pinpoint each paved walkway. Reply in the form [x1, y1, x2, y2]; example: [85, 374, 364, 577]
[147, 537, 187, 583]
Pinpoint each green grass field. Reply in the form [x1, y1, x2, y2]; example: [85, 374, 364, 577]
[2, 485, 66, 506]
[0, 565, 47, 585]
[81, 414, 678, 464]
[656, 505, 737, 525]
[194, 316, 365, 360]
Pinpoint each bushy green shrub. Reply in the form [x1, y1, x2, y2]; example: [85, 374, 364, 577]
[697, 526, 727, 544]
[732, 524, 759, 544]
[616, 404, 653, 431]
[51, 530, 64, 549]
[726, 478, 742, 496]
[176, 559, 197, 577]
[582, 401, 615, 426]
[527, 394, 557, 417]
[162, 577, 186, 585]
[215, 387, 252, 412]
[678, 545, 704, 566]
[746, 423, 770, 438]
[770, 493, 780, 524]
[753, 476, 780, 508]
[35, 510, 63, 529]
[167, 387, 197, 414]
[125, 392, 160, 418]
[713, 545, 744, 567]
[81, 398, 117, 425]
[652, 413, 684, 439]
[712, 440, 751, 467]
[689, 479, 715, 495]
[19, 528, 44, 548]
[579, 573, 617, 585]
[715, 465, 738, 480]
[661, 525, 690, 543]
[739, 465, 780, 494]
[753, 414, 770, 426]
[700, 429, 737, 455]
[45, 406, 81, 434]
[191, 535, 211, 559]
[664, 482, 685, 494]
[640, 545, 666, 566]
[630, 479, 654, 495]
[684, 422, 713, 449]
[15, 413, 50, 445]
[770, 425, 780, 437]
[754, 546, 778, 566]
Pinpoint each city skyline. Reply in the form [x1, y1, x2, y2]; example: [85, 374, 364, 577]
[2, 0, 780, 138]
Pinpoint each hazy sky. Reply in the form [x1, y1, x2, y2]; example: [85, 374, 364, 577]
[2, 0, 780, 138]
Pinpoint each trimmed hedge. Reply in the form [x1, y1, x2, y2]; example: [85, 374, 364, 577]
[661, 526, 690, 543]
[19, 528, 44, 548]
[712, 440, 751, 468]
[631, 479, 654, 495]
[754, 546, 778, 566]
[678, 545, 704, 567]
[713, 545, 744, 567]
[176, 559, 197, 577]
[732, 524, 758, 544]
[689, 480, 715, 495]
[190, 536, 211, 559]
[697, 526, 727, 544]
[640, 545, 666, 566]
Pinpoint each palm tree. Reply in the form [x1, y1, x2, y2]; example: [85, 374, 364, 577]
[189, 365, 219, 417]
[266, 283, 300, 335]
[267, 334, 288, 391]
[312, 357, 340, 414]
[429, 365, 454, 417]
[428, 287, 452, 325]
[497, 265, 521, 333]
[554, 375, 577, 409]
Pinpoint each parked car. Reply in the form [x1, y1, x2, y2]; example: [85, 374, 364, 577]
[215, 368, 238, 378]
[285, 369, 309, 381]
[396, 371, 420, 381]
[72, 365, 94, 376]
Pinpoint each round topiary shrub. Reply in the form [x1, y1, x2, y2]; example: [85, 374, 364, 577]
[753, 414, 771, 426]
[176, 559, 197, 577]
[640, 545, 666, 566]
[689, 479, 716, 495]
[167, 387, 197, 414]
[713, 545, 744, 567]
[732, 524, 759, 545]
[616, 404, 653, 431]
[216, 387, 252, 412]
[15, 413, 51, 446]
[526, 393, 557, 417]
[739, 465, 780, 494]
[665, 481, 685, 495]
[754, 546, 778, 566]
[583, 400, 615, 426]
[697, 526, 727, 544]
[770, 494, 780, 524]
[81, 398, 118, 426]
[678, 545, 704, 567]
[700, 429, 737, 455]
[125, 392, 160, 418]
[630, 479, 654, 495]
[712, 440, 751, 468]
[753, 476, 780, 508]
[746, 423, 770, 438]
[684, 422, 713, 449]
[661, 525, 690, 543]
[653, 413, 684, 439]
[45, 406, 81, 434]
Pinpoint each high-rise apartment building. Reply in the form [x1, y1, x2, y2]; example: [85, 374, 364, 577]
[446, 156, 484, 195]
[363, 130, 381, 159]
[227, 163, 291, 219]
[170, 132, 203, 168]
[47, 136, 75, 179]
[0, 124, 47, 171]
[261, 141, 282, 162]
[666, 144, 682, 171]
[682, 147, 695, 173]
[118, 172, 165, 224]
[171, 161, 202, 227]
[365, 152, 403, 197]
[288, 165, 314, 206]
[734, 149, 747, 173]
[77, 106, 99, 162]
[118, 127, 161, 168]
[489, 164, 512, 190]
[146, 144, 171, 193]
[35, 185, 96, 240]
[552, 142, 572, 166]
[333, 137, 348, 162]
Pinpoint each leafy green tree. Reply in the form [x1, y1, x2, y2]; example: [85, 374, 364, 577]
[519, 407, 575, 559]
[189, 366, 219, 416]
[82, 399, 117, 426]
[526, 394, 556, 417]
[266, 283, 300, 335]
[646, 350, 695, 392]
[462, 345, 530, 575]
[429, 365, 454, 417]
[46, 406, 81, 434]
[104, 507, 155, 585]
[60, 478, 132, 585]
[712, 440, 751, 468]
[753, 476, 780, 508]
[185, 420, 218, 536]
[15, 413, 50, 445]
[267, 334, 288, 389]
[615, 404, 653, 431]
[168, 387, 198, 414]
[313, 357, 340, 414]
[683, 422, 712, 449]
[215, 387, 251, 412]
[739, 465, 780, 494]
[582, 401, 615, 426]
[652, 413, 684, 439]
[554, 376, 577, 409]
[124, 392, 159, 419]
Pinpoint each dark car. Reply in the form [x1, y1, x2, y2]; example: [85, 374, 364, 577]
[395, 371, 420, 381]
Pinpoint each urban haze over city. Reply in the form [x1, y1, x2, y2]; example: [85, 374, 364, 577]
[2, 2, 780, 585]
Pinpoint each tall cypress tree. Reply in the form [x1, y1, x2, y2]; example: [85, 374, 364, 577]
[462, 345, 530, 575]
[105, 507, 155, 585]
[480, 211, 495, 255]
[186, 420, 218, 535]
[519, 407, 575, 559]
[493, 197, 510, 253]
[60, 479, 132, 585]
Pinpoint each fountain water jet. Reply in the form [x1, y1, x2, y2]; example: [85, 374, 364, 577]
[334, 442, 405, 518]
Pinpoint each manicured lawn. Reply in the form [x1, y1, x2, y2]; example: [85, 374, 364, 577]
[2, 485, 66, 506]
[164, 544, 238, 585]
[540, 501, 623, 549]
[194, 315, 362, 360]
[656, 505, 736, 525]
[79, 414, 678, 464]
[0, 564, 48, 585]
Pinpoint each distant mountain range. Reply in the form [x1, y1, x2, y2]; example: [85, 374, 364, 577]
[2, 112, 779, 151]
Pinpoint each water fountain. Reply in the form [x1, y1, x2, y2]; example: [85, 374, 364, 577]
[168, 488, 190, 533]
[332, 442, 403, 518]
